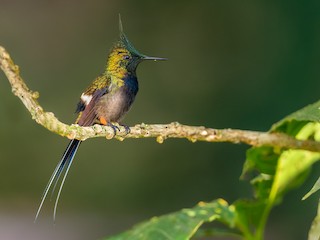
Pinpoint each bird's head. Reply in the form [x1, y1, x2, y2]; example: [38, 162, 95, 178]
[106, 15, 166, 78]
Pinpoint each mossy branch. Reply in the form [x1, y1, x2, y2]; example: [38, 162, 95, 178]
[1, 45, 320, 152]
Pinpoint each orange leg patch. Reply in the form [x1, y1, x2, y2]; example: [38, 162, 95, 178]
[99, 116, 108, 125]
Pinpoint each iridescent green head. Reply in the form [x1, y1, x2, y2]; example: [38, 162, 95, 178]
[106, 15, 166, 77]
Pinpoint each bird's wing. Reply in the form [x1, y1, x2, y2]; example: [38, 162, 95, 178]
[76, 88, 107, 126]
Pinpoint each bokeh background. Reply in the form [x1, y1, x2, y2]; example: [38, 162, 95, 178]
[0, 1, 320, 239]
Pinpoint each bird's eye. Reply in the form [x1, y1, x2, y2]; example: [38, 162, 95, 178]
[123, 55, 130, 60]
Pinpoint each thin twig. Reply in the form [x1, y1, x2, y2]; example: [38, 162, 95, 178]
[1, 46, 320, 152]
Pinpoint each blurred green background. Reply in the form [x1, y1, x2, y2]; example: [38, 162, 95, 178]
[0, 1, 320, 239]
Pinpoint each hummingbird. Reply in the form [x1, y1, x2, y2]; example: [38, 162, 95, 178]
[35, 15, 166, 222]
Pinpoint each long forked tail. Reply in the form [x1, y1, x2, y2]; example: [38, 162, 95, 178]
[34, 139, 81, 222]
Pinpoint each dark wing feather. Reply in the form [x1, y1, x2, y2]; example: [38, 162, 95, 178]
[75, 101, 86, 113]
[76, 88, 107, 126]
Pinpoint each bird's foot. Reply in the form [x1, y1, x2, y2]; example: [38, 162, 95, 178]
[107, 122, 120, 136]
[119, 123, 131, 135]
[99, 117, 120, 137]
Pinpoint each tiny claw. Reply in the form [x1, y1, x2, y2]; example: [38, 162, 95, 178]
[107, 122, 120, 137]
[120, 124, 131, 135]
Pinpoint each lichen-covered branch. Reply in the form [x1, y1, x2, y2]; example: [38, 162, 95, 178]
[1, 45, 320, 152]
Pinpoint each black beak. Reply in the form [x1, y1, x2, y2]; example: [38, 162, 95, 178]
[142, 56, 168, 61]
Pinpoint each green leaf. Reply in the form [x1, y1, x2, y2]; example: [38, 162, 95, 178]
[193, 228, 243, 239]
[233, 199, 266, 236]
[105, 199, 237, 240]
[308, 199, 320, 240]
[246, 119, 320, 204]
[242, 146, 278, 177]
[272, 100, 320, 132]
[250, 174, 273, 200]
[241, 102, 320, 238]
[269, 149, 320, 203]
[267, 103, 320, 205]
[303, 177, 320, 200]
[270, 122, 320, 203]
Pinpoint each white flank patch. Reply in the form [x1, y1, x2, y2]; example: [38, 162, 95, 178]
[80, 93, 92, 105]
